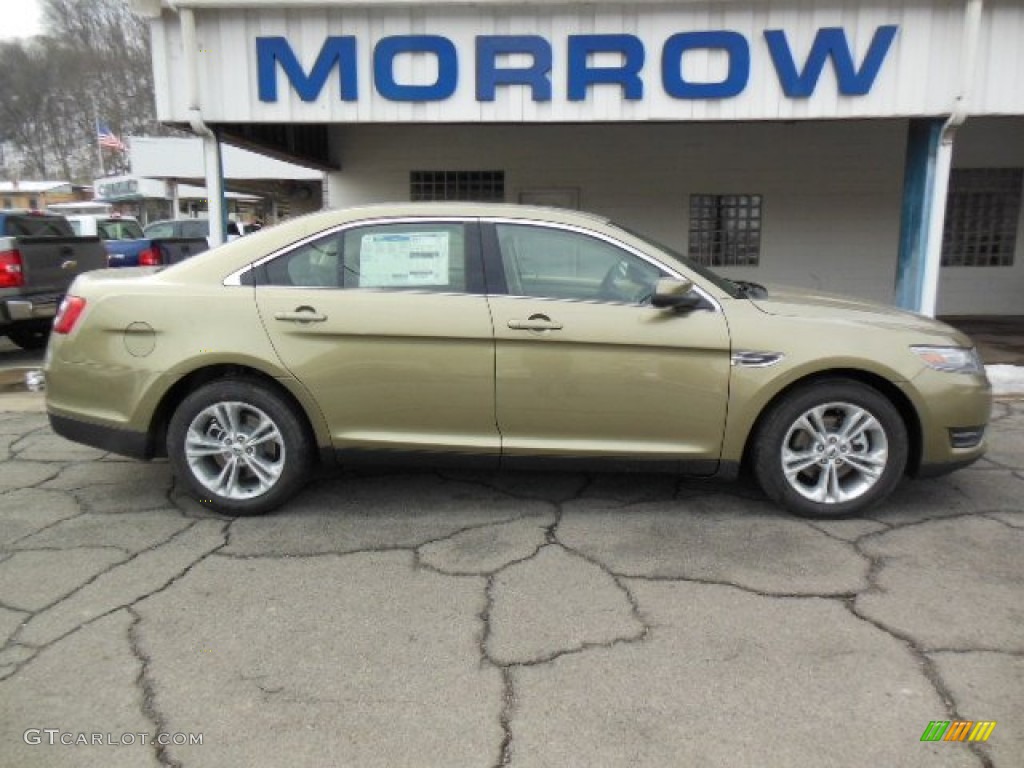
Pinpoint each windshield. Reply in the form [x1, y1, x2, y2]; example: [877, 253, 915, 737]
[616, 224, 743, 298]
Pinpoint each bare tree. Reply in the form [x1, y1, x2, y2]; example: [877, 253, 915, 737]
[0, 0, 165, 182]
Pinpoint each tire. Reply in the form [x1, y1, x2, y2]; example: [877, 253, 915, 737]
[752, 379, 908, 518]
[8, 326, 50, 350]
[167, 378, 313, 515]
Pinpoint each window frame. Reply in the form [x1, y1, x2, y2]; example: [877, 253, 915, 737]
[230, 218, 486, 295]
[479, 219, 720, 310]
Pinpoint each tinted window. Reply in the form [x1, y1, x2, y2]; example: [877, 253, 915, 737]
[97, 219, 144, 240]
[181, 220, 209, 239]
[495, 223, 664, 303]
[144, 222, 174, 238]
[264, 234, 342, 288]
[262, 222, 470, 291]
[4, 215, 74, 237]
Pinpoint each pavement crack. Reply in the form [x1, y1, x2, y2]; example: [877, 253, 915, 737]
[127, 607, 183, 768]
[0, 599, 28, 614]
[926, 646, 1024, 658]
[843, 537, 994, 768]
[556, 540, 652, 639]
[859, 510, 1002, 538]
[492, 667, 514, 768]
[6, 525, 203, 641]
[435, 469, 589, 505]
[799, 519, 876, 543]
[977, 511, 1024, 530]
[1, 521, 230, 681]
[2, 506, 87, 548]
[213, 545, 412, 561]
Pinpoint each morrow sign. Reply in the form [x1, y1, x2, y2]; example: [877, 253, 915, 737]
[257, 26, 899, 103]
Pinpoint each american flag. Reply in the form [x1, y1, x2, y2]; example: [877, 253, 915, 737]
[97, 122, 127, 152]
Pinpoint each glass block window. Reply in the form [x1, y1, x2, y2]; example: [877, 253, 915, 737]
[688, 194, 762, 267]
[942, 168, 1021, 267]
[410, 171, 505, 202]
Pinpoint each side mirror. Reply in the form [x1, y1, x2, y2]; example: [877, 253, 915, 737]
[651, 278, 706, 311]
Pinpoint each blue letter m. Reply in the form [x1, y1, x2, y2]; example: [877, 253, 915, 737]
[765, 25, 898, 98]
[257, 36, 358, 102]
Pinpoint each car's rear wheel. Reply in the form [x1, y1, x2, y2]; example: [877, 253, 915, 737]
[752, 380, 908, 518]
[167, 379, 313, 515]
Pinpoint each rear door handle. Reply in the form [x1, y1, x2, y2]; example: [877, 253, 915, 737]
[274, 306, 327, 323]
[508, 316, 563, 331]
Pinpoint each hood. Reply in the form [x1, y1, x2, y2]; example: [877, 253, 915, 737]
[747, 285, 969, 342]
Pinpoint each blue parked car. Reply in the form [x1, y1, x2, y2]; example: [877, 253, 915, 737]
[67, 214, 208, 267]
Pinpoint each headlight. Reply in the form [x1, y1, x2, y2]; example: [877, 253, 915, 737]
[911, 345, 984, 374]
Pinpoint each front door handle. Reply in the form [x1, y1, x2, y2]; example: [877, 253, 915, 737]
[274, 306, 327, 323]
[508, 315, 563, 331]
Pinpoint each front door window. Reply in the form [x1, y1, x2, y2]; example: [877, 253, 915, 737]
[496, 223, 664, 303]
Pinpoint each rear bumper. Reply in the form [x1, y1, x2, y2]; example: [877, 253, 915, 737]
[0, 295, 60, 324]
[48, 412, 153, 460]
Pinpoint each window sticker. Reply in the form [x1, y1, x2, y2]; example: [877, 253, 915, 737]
[359, 232, 450, 287]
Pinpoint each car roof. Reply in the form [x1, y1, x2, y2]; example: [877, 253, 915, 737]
[334, 201, 610, 225]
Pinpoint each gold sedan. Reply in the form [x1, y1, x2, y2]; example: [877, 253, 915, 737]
[44, 203, 991, 517]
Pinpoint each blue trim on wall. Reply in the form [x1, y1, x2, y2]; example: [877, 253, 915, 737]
[895, 118, 943, 310]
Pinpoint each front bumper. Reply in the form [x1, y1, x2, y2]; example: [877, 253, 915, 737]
[916, 454, 983, 478]
[903, 367, 992, 470]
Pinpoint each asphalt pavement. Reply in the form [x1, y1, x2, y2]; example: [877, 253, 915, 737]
[0, 369, 1021, 766]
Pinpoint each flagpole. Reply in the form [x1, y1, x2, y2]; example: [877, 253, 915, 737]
[92, 101, 105, 177]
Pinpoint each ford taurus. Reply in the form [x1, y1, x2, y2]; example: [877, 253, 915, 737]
[43, 203, 991, 517]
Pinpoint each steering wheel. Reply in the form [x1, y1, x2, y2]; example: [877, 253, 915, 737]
[598, 258, 654, 303]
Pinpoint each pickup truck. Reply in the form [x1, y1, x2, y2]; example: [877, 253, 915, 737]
[67, 214, 208, 267]
[0, 210, 108, 349]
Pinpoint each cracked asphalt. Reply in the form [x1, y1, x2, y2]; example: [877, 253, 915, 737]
[0, 393, 1021, 768]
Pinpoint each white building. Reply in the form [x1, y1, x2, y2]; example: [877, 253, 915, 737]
[131, 0, 1024, 315]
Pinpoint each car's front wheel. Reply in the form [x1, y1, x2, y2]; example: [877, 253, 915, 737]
[752, 380, 908, 518]
[167, 379, 313, 515]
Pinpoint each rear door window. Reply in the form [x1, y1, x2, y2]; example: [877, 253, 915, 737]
[258, 222, 480, 292]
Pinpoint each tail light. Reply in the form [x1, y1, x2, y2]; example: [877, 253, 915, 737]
[138, 246, 162, 266]
[0, 249, 25, 288]
[53, 296, 87, 335]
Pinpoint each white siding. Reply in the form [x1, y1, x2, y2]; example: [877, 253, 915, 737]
[327, 120, 906, 305]
[149, 1, 1024, 124]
